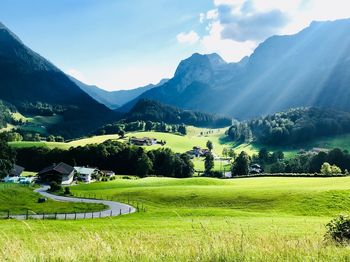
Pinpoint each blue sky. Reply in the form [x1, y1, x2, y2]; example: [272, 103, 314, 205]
[1, 0, 349, 90]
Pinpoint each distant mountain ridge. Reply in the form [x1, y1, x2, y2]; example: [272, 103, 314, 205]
[72, 77, 168, 109]
[120, 19, 350, 119]
[0, 22, 118, 138]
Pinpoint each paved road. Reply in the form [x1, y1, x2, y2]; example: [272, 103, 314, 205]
[10, 186, 136, 220]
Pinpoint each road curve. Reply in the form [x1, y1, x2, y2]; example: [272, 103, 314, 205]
[10, 186, 136, 220]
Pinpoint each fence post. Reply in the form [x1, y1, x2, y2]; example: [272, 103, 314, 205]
[119, 209, 121, 215]
[110, 210, 113, 217]
[74, 212, 77, 220]
[65, 213, 67, 220]
[26, 210, 29, 220]
[99, 211, 101, 218]
[92, 212, 94, 219]
[129, 207, 131, 214]
[42, 213, 45, 220]
[7, 210, 10, 219]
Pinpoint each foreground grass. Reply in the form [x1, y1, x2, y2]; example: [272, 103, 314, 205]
[1, 177, 350, 261]
[0, 184, 106, 215]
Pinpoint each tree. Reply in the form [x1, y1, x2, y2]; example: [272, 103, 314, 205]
[228, 149, 237, 160]
[204, 152, 214, 174]
[321, 162, 342, 176]
[232, 151, 250, 176]
[145, 121, 153, 131]
[178, 125, 187, 135]
[222, 148, 228, 158]
[47, 135, 55, 142]
[55, 136, 65, 142]
[206, 140, 213, 151]
[258, 148, 270, 163]
[0, 137, 15, 179]
[118, 130, 125, 138]
[135, 153, 153, 178]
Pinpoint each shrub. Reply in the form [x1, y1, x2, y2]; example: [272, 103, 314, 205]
[49, 181, 62, 192]
[64, 187, 71, 195]
[321, 162, 342, 176]
[326, 215, 350, 243]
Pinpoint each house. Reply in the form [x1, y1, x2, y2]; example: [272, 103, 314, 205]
[37, 162, 75, 185]
[3, 164, 25, 183]
[186, 147, 210, 157]
[74, 166, 100, 183]
[101, 170, 115, 178]
[224, 171, 232, 178]
[249, 164, 263, 174]
[130, 137, 157, 146]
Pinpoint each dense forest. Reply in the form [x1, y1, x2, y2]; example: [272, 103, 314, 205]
[95, 120, 187, 136]
[227, 108, 350, 146]
[15, 140, 194, 178]
[18, 102, 68, 116]
[0, 100, 15, 129]
[125, 99, 232, 128]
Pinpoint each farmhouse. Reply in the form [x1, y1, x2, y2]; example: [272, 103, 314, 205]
[101, 170, 115, 178]
[3, 164, 25, 183]
[249, 164, 263, 174]
[37, 162, 75, 185]
[74, 166, 99, 183]
[130, 137, 157, 146]
[186, 146, 210, 157]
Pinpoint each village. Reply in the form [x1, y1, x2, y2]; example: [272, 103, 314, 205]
[2, 163, 116, 186]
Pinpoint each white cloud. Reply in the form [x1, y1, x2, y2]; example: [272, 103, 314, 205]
[176, 30, 200, 45]
[200, 21, 256, 62]
[80, 63, 176, 91]
[199, 13, 205, 23]
[192, 0, 350, 62]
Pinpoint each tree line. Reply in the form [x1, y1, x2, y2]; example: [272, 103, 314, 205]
[95, 120, 187, 136]
[227, 107, 350, 146]
[15, 140, 194, 178]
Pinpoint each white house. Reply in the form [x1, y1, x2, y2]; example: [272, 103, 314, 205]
[74, 166, 99, 183]
[37, 162, 75, 185]
[3, 165, 25, 183]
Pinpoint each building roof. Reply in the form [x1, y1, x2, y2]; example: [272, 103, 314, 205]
[38, 162, 74, 176]
[74, 166, 98, 176]
[10, 165, 25, 177]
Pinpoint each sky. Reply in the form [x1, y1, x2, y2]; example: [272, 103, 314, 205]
[0, 0, 350, 91]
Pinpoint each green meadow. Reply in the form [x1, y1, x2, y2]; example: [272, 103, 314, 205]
[0, 184, 106, 216]
[1, 177, 350, 261]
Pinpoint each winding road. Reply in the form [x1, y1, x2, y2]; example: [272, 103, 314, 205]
[10, 186, 136, 220]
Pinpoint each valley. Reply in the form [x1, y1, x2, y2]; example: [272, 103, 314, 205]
[1, 6, 350, 261]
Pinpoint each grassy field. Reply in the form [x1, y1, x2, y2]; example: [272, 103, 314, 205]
[9, 127, 232, 155]
[0, 184, 106, 215]
[9, 126, 350, 161]
[1, 177, 350, 261]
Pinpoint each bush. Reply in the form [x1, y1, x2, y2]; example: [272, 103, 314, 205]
[64, 187, 71, 195]
[326, 215, 350, 243]
[49, 181, 62, 192]
[203, 171, 223, 178]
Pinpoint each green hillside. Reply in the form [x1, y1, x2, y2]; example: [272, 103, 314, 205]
[0, 184, 105, 215]
[1, 177, 350, 261]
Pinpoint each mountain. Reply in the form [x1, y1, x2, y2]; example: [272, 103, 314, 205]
[0, 22, 118, 138]
[125, 99, 232, 128]
[72, 77, 168, 109]
[120, 19, 350, 119]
